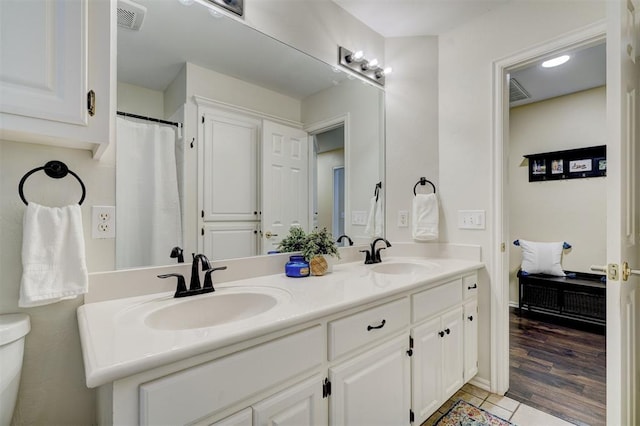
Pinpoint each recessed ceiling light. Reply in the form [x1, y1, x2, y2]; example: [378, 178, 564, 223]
[542, 55, 570, 68]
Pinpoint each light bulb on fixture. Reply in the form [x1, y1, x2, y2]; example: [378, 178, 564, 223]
[361, 58, 378, 71]
[375, 67, 393, 79]
[346, 50, 365, 63]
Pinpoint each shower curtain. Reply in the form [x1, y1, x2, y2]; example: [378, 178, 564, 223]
[116, 117, 183, 269]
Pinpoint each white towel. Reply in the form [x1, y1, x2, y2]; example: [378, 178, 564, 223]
[19, 203, 88, 307]
[412, 193, 439, 241]
[364, 196, 383, 238]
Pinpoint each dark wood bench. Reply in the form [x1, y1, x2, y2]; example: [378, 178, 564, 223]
[518, 270, 606, 328]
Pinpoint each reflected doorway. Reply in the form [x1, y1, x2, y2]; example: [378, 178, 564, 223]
[311, 124, 345, 240]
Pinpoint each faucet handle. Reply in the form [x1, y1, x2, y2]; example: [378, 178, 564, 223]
[203, 266, 228, 290]
[158, 273, 187, 297]
[359, 249, 374, 264]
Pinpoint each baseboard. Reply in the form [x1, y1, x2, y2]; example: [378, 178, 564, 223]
[508, 301, 519, 309]
[469, 376, 491, 392]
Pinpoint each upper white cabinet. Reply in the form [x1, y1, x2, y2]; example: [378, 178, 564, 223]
[0, 0, 115, 158]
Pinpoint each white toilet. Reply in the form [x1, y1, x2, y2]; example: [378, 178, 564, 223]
[0, 314, 30, 426]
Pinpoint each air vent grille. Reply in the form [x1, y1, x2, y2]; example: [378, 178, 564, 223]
[509, 78, 530, 102]
[117, 0, 146, 31]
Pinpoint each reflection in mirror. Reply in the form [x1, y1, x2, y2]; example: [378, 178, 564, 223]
[115, 0, 384, 268]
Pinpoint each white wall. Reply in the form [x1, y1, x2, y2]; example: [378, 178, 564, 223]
[438, 1, 605, 385]
[317, 149, 345, 232]
[509, 87, 606, 303]
[384, 36, 439, 242]
[0, 2, 384, 424]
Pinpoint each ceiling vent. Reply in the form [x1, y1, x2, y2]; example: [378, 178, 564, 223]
[117, 0, 146, 31]
[509, 78, 530, 103]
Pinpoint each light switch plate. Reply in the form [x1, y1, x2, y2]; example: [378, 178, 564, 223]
[351, 210, 368, 226]
[397, 210, 409, 227]
[458, 210, 485, 229]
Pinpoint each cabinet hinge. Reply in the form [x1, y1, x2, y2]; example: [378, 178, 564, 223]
[407, 336, 413, 357]
[322, 378, 332, 398]
[409, 409, 415, 423]
[202, 116, 205, 123]
[201, 228, 204, 236]
[87, 90, 96, 117]
[201, 210, 204, 218]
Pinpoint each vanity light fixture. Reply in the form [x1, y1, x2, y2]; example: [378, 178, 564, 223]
[339, 46, 390, 86]
[541, 54, 570, 68]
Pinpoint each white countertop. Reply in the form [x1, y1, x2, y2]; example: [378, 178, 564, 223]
[77, 257, 483, 388]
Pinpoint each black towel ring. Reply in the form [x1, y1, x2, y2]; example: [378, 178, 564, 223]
[18, 160, 86, 206]
[413, 177, 436, 196]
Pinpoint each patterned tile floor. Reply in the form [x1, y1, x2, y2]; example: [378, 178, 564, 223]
[421, 383, 575, 426]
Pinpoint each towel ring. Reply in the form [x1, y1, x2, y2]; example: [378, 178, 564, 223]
[18, 161, 86, 206]
[413, 177, 436, 196]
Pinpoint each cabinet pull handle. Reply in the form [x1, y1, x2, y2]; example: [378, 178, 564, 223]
[445, 328, 451, 335]
[468, 315, 474, 321]
[468, 283, 477, 290]
[367, 319, 386, 331]
[87, 90, 96, 117]
[438, 331, 445, 337]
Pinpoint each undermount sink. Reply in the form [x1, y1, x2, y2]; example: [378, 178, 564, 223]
[144, 290, 285, 331]
[370, 262, 438, 275]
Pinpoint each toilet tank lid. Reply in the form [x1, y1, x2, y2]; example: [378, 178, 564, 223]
[0, 314, 30, 345]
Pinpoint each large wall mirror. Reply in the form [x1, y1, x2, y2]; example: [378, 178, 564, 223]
[115, 0, 384, 269]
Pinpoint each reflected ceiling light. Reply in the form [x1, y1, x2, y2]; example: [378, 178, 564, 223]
[542, 55, 570, 68]
[208, 8, 223, 17]
[338, 46, 390, 86]
[177, 0, 195, 5]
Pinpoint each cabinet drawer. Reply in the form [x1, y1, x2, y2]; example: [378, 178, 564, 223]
[328, 298, 409, 361]
[139, 326, 323, 426]
[412, 279, 462, 323]
[463, 274, 478, 299]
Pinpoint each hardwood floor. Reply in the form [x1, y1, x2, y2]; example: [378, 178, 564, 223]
[506, 308, 606, 426]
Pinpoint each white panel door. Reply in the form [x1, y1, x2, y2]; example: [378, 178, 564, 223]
[201, 110, 261, 222]
[329, 334, 410, 426]
[463, 300, 479, 381]
[606, 1, 639, 424]
[262, 120, 309, 254]
[202, 223, 259, 260]
[253, 375, 326, 426]
[411, 317, 442, 425]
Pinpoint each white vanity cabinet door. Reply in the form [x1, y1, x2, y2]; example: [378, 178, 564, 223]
[463, 299, 478, 381]
[411, 317, 442, 424]
[440, 307, 464, 398]
[411, 306, 463, 425]
[0, 0, 114, 157]
[200, 109, 261, 222]
[253, 375, 326, 426]
[210, 408, 252, 426]
[329, 334, 410, 426]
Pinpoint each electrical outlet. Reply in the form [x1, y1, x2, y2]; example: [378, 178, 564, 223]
[397, 210, 409, 227]
[92, 206, 116, 239]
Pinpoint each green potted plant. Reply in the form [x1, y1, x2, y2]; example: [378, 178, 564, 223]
[302, 227, 340, 276]
[277, 226, 307, 253]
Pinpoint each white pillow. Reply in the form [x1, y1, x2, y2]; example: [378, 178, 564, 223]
[519, 240, 566, 276]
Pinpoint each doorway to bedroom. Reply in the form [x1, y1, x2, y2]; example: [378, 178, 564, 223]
[503, 39, 607, 425]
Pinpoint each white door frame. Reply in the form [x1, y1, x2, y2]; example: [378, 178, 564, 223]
[490, 21, 606, 394]
[305, 114, 350, 234]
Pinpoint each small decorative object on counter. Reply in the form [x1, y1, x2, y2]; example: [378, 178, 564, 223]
[285, 255, 310, 278]
[303, 227, 340, 276]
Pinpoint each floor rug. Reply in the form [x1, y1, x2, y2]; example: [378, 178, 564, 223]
[434, 399, 515, 426]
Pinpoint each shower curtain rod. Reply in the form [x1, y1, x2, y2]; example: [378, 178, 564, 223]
[117, 111, 182, 128]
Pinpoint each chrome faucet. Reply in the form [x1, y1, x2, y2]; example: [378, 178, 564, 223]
[158, 253, 227, 298]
